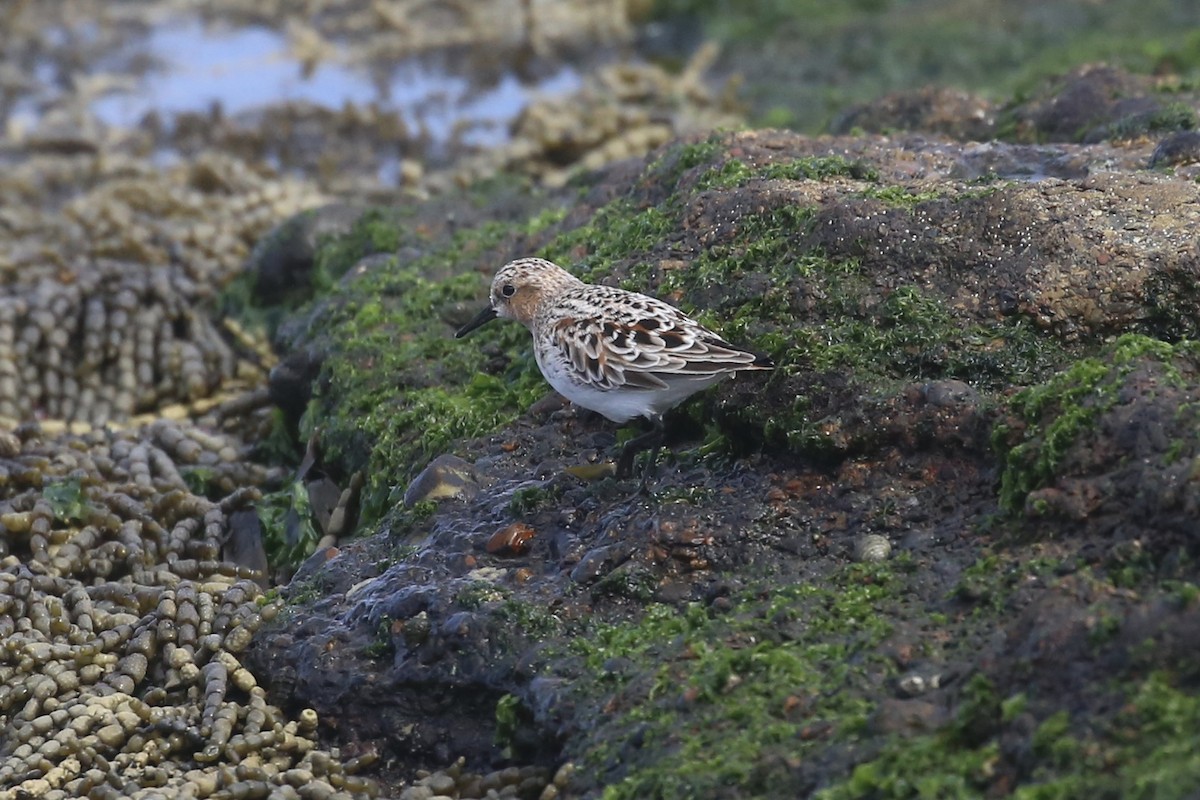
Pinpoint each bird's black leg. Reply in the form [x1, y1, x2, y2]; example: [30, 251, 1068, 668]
[636, 438, 662, 495]
[616, 416, 665, 493]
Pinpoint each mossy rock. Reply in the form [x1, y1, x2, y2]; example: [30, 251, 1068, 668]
[249, 129, 1200, 796]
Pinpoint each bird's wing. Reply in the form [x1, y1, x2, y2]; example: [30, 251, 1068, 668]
[548, 294, 759, 392]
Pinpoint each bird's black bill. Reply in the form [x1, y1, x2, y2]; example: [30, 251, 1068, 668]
[455, 306, 498, 338]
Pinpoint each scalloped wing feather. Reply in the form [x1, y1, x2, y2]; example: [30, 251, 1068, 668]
[549, 292, 761, 392]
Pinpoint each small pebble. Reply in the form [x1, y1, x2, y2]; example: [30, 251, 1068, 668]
[423, 774, 457, 795]
[854, 534, 892, 563]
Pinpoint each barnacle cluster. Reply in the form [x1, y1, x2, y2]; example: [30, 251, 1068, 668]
[0, 414, 382, 799]
[0, 151, 324, 426]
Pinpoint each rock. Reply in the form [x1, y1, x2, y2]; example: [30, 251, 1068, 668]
[870, 698, 950, 736]
[486, 522, 537, 556]
[249, 123, 1200, 797]
[306, 475, 343, 534]
[250, 204, 365, 306]
[832, 86, 996, 141]
[1150, 130, 1200, 168]
[268, 346, 326, 427]
[421, 773, 457, 795]
[922, 380, 978, 408]
[404, 455, 479, 507]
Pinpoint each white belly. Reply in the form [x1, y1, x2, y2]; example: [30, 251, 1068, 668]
[536, 348, 729, 423]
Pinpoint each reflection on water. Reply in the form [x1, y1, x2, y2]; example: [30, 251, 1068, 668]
[84, 20, 580, 147]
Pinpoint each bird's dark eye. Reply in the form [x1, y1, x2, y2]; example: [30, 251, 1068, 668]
[501, 284, 516, 298]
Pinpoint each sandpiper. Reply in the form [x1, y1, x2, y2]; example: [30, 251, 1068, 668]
[456, 257, 772, 486]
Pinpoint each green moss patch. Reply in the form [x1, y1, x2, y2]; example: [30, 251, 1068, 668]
[995, 333, 1200, 512]
[557, 563, 901, 798]
[1103, 101, 1198, 141]
[221, 206, 412, 340]
[311, 251, 548, 524]
[818, 671, 1200, 800]
[284, 201, 568, 531]
[697, 155, 879, 190]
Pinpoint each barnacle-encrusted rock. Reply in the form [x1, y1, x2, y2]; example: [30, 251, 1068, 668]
[0, 152, 324, 427]
[0, 416, 378, 800]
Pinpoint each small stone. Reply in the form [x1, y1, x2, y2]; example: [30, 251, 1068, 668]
[552, 762, 575, 788]
[854, 534, 891, 563]
[562, 462, 615, 481]
[424, 773, 457, 795]
[306, 476, 343, 534]
[94, 723, 124, 749]
[896, 670, 943, 698]
[486, 522, 536, 556]
[870, 697, 949, 735]
[398, 787, 434, 800]
[518, 775, 549, 798]
[404, 454, 479, 506]
[0, 430, 21, 457]
[921, 379, 978, 407]
[479, 772, 504, 793]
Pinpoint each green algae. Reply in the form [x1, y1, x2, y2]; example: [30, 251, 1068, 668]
[995, 333, 1200, 512]
[1144, 265, 1200, 340]
[43, 476, 88, 524]
[362, 615, 395, 660]
[697, 155, 878, 190]
[948, 552, 1087, 622]
[816, 681, 1008, 800]
[860, 185, 945, 206]
[310, 208, 406, 285]
[509, 485, 562, 516]
[221, 206, 411, 340]
[303, 225, 550, 527]
[455, 580, 509, 610]
[538, 200, 676, 279]
[496, 597, 563, 640]
[591, 562, 661, 603]
[456, 582, 562, 640]
[256, 479, 320, 570]
[817, 671, 1200, 800]
[557, 564, 899, 799]
[494, 692, 524, 753]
